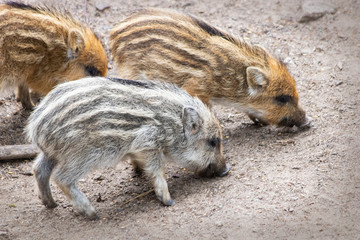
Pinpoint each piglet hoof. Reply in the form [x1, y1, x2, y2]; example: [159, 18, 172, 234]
[43, 201, 58, 209]
[163, 199, 175, 206]
[157, 195, 175, 206]
[19, 100, 35, 111]
[87, 212, 100, 221]
[248, 115, 268, 127]
[133, 168, 144, 176]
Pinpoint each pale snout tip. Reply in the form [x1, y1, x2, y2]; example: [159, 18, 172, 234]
[299, 115, 315, 129]
[217, 163, 230, 177]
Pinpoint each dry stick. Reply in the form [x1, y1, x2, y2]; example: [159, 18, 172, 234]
[118, 189, 155, 208]
[0, 144, 39, 161]
[84, 0, 89, 25]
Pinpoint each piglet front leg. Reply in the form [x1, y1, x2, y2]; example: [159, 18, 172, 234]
[141, 151, 175, 206]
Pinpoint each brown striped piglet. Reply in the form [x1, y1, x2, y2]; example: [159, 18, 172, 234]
[110, 8, 311, 128]
[0, 2, 107, 109]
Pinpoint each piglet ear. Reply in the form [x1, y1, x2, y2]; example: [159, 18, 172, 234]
[246, 67, 268, 95]
[182, 106, 203, 135]
[67, 29, 85, 59]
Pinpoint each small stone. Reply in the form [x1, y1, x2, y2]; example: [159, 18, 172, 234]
[335, 81, 343, 86]
[20, 171, 33, 176]
[96, 193, 104, 202]
[283, 57, 295, 66]
[301, 48, 313, 55]
[95, 2, 111, 11]
[299, 1, 337, 23]
[314, 47, 324, 52]
[215, 221, 223, 228]
[338, 34, 348, 40]
[94, 175, 105, 181]
[0, 231, 9, 239]
[335, 62, 343, 71]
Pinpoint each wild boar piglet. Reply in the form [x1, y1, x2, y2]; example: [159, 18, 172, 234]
[26, 77, 230, 220]
[0, 2, 107, 109]
[110, 8, 310, 128]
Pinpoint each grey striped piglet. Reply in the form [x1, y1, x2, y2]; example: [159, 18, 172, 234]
[26, 77, 230, 220]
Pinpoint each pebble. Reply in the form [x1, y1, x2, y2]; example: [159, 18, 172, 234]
[96, 193, 105, 202]
[314, 46, 325, 52]
[301, 48, 313, 55]
[215, 221, 223, 228]
[283, 57, 295, 67]
[284, 207, 294, 212]
[95, 3, 111, 11]
[94, 175, 105, 181]
[0, 231, 9, 239]
[335, 81, 343, 86]
[335, 62, 343, 71]
[299, 1, 337, 23]
[20, 171, 33, 176]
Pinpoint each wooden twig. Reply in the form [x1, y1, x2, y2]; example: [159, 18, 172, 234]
[118, 189, 154, 208]
[0, 144, 39, 161]
[84, 0, 89, 25]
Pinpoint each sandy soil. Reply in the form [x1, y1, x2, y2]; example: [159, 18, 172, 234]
[0, 0, 359, 239]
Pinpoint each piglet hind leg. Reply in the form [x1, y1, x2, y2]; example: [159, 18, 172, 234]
[16, 83, 34, 110]
[53, 168, 98, 220]
[142, 151, 174, 206]
[32, 152, 58, 208]
[129, 154, 145, 175]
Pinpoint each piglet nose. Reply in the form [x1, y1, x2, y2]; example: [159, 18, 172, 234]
[298, 115, 314, 129]
[217, 163, 230, 177]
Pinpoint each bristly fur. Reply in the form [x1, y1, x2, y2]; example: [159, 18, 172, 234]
[26, 77, 228, 219]
[110, 8, 308, 127]
[5, 1, 87, 31]
[5, 1, 101, 42]
[108, 77, 152, 88]
[189, 15, 235, 42]
[188, 14, 269, 61]
[5, 1, 37, 11]
[0, 1, 108, 109]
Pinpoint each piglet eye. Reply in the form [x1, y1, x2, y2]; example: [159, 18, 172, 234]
[85, 65, 101, 77]
[275, 95, 292, 104]
[208, 137, 220, 148]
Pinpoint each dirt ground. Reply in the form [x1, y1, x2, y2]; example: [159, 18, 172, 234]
[0, 0, 359, 239]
